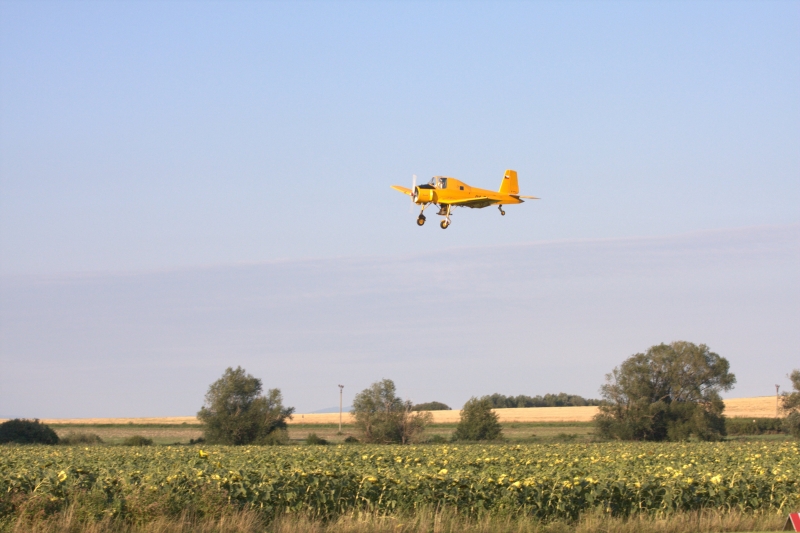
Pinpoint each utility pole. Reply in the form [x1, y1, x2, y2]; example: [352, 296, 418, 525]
[776, 384, 781, 417]
[338, 384, 344, 433]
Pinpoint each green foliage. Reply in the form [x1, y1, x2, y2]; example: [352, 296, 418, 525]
[595, 342, 735, 441]
[0, 419, 59, 445]
[59, 432, 103, 445]
[780, 369, 800, 438]
[555, 433, 579, 442]
[725, 418, 784, 436]
[351, 379, 432, 444]
[411, 401, 451, 411]
[343, 436, 359, 443]
[781, 369, 800, 438]
[121, 436, 153, 446]
[785, 412, 800, 438]
[259, 429, 289, 445]
[481, 392, 601, 408]
[787, 369, 800, 398]
[1, 442, 797, 524]
[454, 397, 503, 441]
[197, 366, 294, 445]
[305, 433, 328, 445]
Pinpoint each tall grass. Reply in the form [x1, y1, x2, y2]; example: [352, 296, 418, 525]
[8, 508, 785, 533]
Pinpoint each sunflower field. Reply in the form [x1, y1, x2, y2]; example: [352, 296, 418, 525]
[1, 442, 797, 525]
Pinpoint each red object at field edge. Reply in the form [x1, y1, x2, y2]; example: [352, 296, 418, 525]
[784, 513, 800, 531]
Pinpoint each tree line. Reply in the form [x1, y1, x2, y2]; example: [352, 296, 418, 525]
[411, 392, 599, 412]
[186, 340, 799, 445]
[480, 392, 600, 409]
[5, 341, 798, 445]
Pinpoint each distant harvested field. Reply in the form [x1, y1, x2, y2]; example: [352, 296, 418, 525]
[292, 406, 600, 425]
[722, 396, 781, 418]
[233, 396, 780, 424]
[2, 416, 200, 425]
[0, 396, 779, 426]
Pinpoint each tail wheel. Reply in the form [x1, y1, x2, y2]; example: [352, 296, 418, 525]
[440, 220, 450, 229]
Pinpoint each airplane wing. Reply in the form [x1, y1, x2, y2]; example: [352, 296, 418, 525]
[444, 197, 500, 208]
[391, 185, 413, 196]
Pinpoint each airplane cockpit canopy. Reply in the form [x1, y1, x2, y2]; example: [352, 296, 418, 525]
[429, 177, 448, 189]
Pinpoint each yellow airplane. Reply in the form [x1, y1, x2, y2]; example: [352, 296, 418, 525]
[391, 169, 538, 229]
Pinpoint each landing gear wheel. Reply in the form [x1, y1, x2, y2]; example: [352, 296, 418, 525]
[440, 220, 450, 229]
[499, 206, 506, 216]
[416, 215, 426, 226]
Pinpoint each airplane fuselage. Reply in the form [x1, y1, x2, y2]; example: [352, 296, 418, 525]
[412, 176, 524, 207]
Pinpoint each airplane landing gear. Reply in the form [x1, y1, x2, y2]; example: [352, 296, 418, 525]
[416, 215, 426, 226]
[498, 206, 506, 216]
[440, 204, 453, 228]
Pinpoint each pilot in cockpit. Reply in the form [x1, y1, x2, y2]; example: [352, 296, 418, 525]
[427, 177, 449, 189]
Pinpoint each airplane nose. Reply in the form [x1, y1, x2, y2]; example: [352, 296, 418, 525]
[416, 189, 434, 204]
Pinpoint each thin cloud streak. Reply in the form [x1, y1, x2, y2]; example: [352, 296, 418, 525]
[1, 225, 797, 417]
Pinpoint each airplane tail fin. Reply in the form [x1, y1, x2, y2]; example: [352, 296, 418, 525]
[498, 169, 519, 195]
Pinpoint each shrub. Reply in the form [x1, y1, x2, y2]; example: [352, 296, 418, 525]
[725, 418, 784, 436]
[343, 436, 359, 443]
[426, 434, 448, 443]
[59, 432, 104, 445]
[555, 433, 579, 442]
[258, 428, 289, 445]
[305, 433, 328, 445]
[412, 401, 451, 411]
[0, 419, 59, 444]
[453, 397, 503, 441]
[189, 437, 206, 445]
[122, 436, 153, 446]
[197, 366, 294, 445]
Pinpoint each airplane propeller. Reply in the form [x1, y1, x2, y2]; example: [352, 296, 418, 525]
[409, 174, 418, 211]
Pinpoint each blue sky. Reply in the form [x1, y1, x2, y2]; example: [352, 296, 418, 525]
[0, 1, 798, 416]
[1, 226, 798, 416]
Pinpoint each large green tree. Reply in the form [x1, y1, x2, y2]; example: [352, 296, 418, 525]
[781, 369, 800, 438]
[595, 341, 736, 441]
[197, 366, 294, 445]
[453, 397, 503, 441]
[351, 379, 431, 444]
